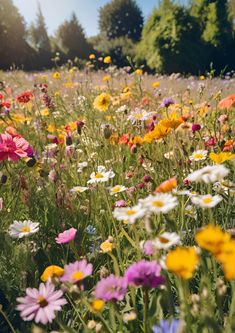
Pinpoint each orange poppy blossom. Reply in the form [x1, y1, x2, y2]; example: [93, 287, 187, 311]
[218, 94, 235, 110]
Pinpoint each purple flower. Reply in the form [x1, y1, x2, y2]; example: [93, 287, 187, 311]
[161, 98, 175, 108]
[191, 123, 201, 133]
[114, 200, 127, 208]
[95, 275, 127, 301]
[152, 319, 180, 333]
[142, 240, 155, 256]
[125, 260, 165, 288]
[16, 282, 67, 325]
[60, 259, 93, 284]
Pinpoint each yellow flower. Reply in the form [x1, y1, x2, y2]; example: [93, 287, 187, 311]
[135, 69, 143, 75]
[47, 124, 56, 133]
[64, 81, 75, 89]
[209, 152, 235, 164]
[104, 56, 111, 64]
[108, 133, 119, 145]
[152, 81, 160, 89]
[195, 224, 230, 255]
[103, 75, 111, 82]
[54, 91, 61, 97]
[53, 72, 60, 79]
[166, 247, 199, 279]
[40, 108, 49, 117]
[159, 113, 183, 130]
[89, 54, 96, 60]
[41, 265, 64, 282]
[12, 114, 32, 123]
[91, 299, 105, 312]
[216, 241, 235, 280]
[199, 75, 205, 80]
[93, 93, 110, 112]
[100, 240, 113, 253]
[129, 136, 144, 146]
[41, 74, 47, 81]
[144, 123, 171, 143]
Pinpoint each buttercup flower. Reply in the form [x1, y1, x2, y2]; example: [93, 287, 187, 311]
[166, 247, 199, 279]
[95, 275, 127, 301]
[9, 220, 39, 238]
[16, 282, 67, 324]
[55, 227, 77, 244]
[41, 265, 64, 282]
[191, 194, 222, 208]
[60, 260, 93, 283]
[125, 260, 165, 288]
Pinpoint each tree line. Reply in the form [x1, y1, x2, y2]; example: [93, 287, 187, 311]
[0, 0, 234, 74]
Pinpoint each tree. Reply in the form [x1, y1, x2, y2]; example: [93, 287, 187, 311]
[99, 0, 143, 41]
[136, 0, 208, 74]
[0, 0, 35, 69]
[190, 0, 235, 71]
[28, 3, 52, 68]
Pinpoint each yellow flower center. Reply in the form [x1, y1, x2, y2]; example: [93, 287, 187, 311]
[194, 153, 204, 159]
[95, 173, 104, 179]
[153, 200, 164, 208]
[112, 186, 121, 193]
[135, 113, 143, 119]
[126, 210, 136, 216]
[72, 271, 85, 281]
[203, 197, 213, 204]
[159, 236, 170, 244]
[37, 296, 48, 308]
[21, 226, 30, 233]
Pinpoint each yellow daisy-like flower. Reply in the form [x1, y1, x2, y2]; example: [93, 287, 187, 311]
[103, 56, 111, 64]
[159, 112, 183, 130]
[166, 247, 199, 279]
[40, 108, 49, 117]
[100, 240, 113, 253]
[144, 123, 171, 143]
[41, 265, 64, 282]
[103, 75, 111, 82]
[47, 124, 56, 133]
[89, 53, 96, 60]
[53, 72, 60, 79]
[91, 299, 105, 312]
[152, 81, 160, 89]
[195, 224, 230, 255]
[199, 75, 205, 80]
[135, 69, 143, 75]
[93, 93, 110, 112]
[209, 152, 235, 164]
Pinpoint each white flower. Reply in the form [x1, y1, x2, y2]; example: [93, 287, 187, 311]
[70, 186, 89, 193]
[127, 108, 155, 123]
[186, 165, 229, 184]
[77, 161, 88, 173]
[191, 194, 223, 208]
[185, 205, 197, 219]
[116, 105, 128, 113]
[189, 150, 208, 161]
[164, 151, 174, 160]
[109, 185, 127, 195]
[9, 220, 39, 239]
[113, 204, 146, 224]
[139, 193, 178, 214]
[213, 181, 235, 195]
[87, 166, 115, 184]
[153, 232, 180, 250]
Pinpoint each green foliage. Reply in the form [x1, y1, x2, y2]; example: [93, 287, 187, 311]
[0, 0, 36, 70]
[136, 1, 208, 74]
[99, 0, 143, 41]
[56, 13, 91, 60]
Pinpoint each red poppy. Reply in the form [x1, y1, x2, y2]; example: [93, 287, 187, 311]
[16, 91, 33, 104]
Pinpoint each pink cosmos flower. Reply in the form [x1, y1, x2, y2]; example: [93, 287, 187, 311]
[55, 227, 77, 244]
[95, 275, 127, 301]
[0, 133, 31, 162]
[16, 282, 67, 325]
[60, 259, 93, 284]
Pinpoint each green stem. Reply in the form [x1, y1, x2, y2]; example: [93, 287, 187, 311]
[143, 288, 149, 333]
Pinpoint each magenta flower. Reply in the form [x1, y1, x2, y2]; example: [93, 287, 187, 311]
[191, 123, 201, 133]
[60, 260, 93, 284]
[0, 133, 31, 162]
[55, 227, 77, 244]
[16, 282, 67, 325]
[125, 260, 165, 288]
[95, 275, 127, 301]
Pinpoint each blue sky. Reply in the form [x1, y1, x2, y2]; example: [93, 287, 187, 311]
[13, 0, 187, 37]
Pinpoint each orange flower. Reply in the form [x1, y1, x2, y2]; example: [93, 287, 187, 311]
[218, 94, 235, 110]
[155, 177, 177, 193]
[119, 134, 129, 145]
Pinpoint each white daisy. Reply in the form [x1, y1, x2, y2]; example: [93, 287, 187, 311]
[70, 186, 89, 193]
[112, 204, 146, 224]
[186, 165, 229, 184]
[191, 194, 223, 208]
[9, 220, 39, 239]
[185, 205, 197, 219]
[77, 161, 88, 173]
[139, 193, 178, 214]
[127, 108, 155, 123]
[189, 150, 208, 162]
[109, 185, 127, 195]
[153, 232, 180, 250]
[87, 165, 115, 184]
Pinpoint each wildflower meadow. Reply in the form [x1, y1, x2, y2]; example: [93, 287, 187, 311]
[0, 62, 235, 333]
